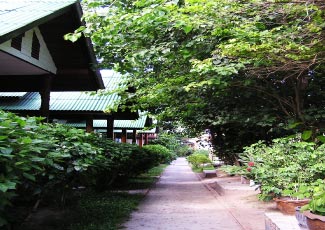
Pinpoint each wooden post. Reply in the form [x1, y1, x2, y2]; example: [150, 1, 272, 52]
[144, 133, 149, 145]
[121, 128, 127, 143]
[138, 133, 143, 148]
[132, 129, 137, 144]
[86, 116, 93, 133]
[39, 75, 52, 122]
[106, 115, 114, 140]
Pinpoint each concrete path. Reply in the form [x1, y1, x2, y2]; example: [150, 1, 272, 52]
[122, 158, 244, 230]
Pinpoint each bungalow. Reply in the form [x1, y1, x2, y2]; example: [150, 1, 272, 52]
[0, 0, 104, 119]
[0, 71, 140, 140]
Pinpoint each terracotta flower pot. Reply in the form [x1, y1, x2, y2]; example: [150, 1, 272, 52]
[304, 210, 325, 230]
[274, 197, 310, 215]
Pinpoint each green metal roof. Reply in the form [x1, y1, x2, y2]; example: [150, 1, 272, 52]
[0, 71, 123, 112]
[138, 127, 158, 134]
[57, 114, 148, 130]
[0, 0, 77, 43]
[0, 92, 27, 97]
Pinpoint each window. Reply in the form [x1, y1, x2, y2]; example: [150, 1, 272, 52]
[11, 33, 24, 51]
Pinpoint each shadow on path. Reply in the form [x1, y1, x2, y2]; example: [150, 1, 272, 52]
[122, 157, 244, 230]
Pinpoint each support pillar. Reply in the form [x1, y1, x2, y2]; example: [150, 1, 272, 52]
[39, 75, 52, 122]
[138, 133, 143, 148]
[106, 115, 114, 140]
[86, 116, 93, 133]
[121, 128, 127, 143]
[144, 133, 149, 145]
[132, 129, 137, 144]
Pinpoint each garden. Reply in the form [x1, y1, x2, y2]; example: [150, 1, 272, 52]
[0, 110, 177, 229]
[71, 0, 324, 227]
[220, 134, 325, 229]
[1, 0, 325, 229]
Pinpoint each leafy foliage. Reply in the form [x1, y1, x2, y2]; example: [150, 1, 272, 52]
[301, 180, 325, 216]
[149, 132, 193, 156]
[74, 0, 325, 163]
[238, 136, 325, 201]
[142, 144, 176, 164]
[187, 152, 211, 170]
[0, 111, 166, 227]
[68, 164, 167, 230]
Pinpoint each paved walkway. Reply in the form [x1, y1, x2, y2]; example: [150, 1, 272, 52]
[122, 158, 244, 230]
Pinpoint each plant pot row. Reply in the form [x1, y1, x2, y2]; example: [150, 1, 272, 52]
[274, 197, 325, 230]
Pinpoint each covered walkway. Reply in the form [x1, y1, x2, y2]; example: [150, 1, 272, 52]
[122, 158, 244, 230]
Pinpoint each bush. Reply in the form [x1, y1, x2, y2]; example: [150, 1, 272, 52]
[187, 153, 211, 169]
[0, 112, 104, 226]
[142, 144, 176, 164]
[240, 136, 325, 200]
[175, 145, 193, 156]
[0, 111, 168, 227]
[194, 149, 209, 156]
[149, 132, 194, 157]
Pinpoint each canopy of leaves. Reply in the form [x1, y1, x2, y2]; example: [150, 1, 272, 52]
[75, 0, 325, 162]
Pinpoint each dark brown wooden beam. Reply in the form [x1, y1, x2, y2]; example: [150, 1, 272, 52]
[39, 75, 53, 121]
[132, 129, 137, 144]
[86, 116, 93, 133]
[106, 115, 114, 140]
[0, 75, 44, 91]
[144, 133, 149, 145]
[121, 128, 127, 143]
[138, 133, 143, 148]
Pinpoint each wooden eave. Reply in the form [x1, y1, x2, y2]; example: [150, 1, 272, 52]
[0, 2, 104, 92]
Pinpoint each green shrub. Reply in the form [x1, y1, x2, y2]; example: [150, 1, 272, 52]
[240, 136, 325, 200]
[0, 112, 104, 226]
[187, 153, 211, 169]
[194, 149, 209, 156]
[0, 110, 165, 227]
[149, 132, 194, 157]
[142, 144, 176, 164]
[175, 145, 193, 156]
[219, 165, 245, 176]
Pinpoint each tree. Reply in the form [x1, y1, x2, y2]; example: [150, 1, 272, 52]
[68, 0, 325, 163]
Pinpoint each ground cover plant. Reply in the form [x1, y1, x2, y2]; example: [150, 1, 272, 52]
[0, 111, 170, 228]
[66, 164, 167, 230]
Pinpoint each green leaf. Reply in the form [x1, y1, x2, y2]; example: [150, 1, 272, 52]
[317, 135, 325, 143]
[30, 157, 45, 162]
[288, 122, 302, 129]
[22, 172, 36, 181]
[0, 180, 16, 192]
[302, 130, 312, 140]
[74, 165, 82, 171]
[0, 136, 8, 140]
[1, 148, 13, 155]
[64, 32, 82, 43]
[183, 25, 193, 34]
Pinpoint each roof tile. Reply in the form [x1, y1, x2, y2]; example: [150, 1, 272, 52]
[0, 0, 77, 37]
[0, 72, 123, 111]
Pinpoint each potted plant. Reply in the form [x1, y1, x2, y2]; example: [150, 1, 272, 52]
[274, 183, 311, 215]
[301, 180, 325, 230]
